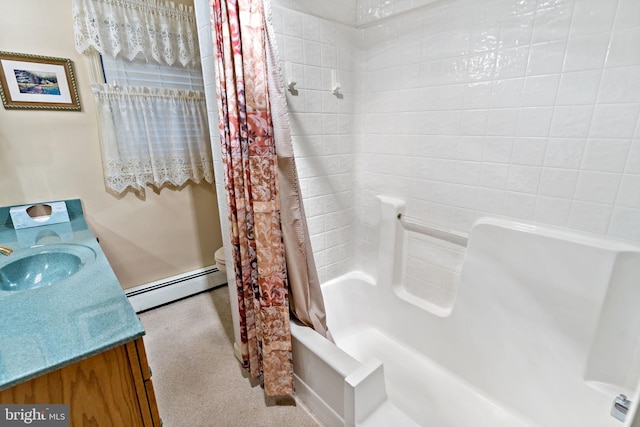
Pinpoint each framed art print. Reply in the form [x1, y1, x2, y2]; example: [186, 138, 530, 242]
[0, 51, 81, 111]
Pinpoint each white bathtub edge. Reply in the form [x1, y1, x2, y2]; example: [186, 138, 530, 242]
[294, 372, 343, 427]
[322, 270, 376, 289]
[291, 317, 402, 426]
[344, 358, 387, 425]
[291, 321, 361, 377]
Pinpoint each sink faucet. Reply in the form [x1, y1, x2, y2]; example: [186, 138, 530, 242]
[0, 245, 13, 256]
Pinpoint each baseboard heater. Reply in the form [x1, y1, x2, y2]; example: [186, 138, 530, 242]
[125, 264, 228, 313]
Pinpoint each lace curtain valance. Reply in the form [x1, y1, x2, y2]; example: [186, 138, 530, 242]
[92, 84, 213, 193]
[72, 0, 200, 67]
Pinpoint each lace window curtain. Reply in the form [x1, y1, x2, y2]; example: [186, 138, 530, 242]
[73, 0, 199, 67]
[92, 85, 212, 193]
[73, 0, 213, 194]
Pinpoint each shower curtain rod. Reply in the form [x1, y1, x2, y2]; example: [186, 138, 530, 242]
[397, 213, 468, 247]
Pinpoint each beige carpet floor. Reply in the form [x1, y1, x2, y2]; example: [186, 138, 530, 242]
[138, 286, 324, 427]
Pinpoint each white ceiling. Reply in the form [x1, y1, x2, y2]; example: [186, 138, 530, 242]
[271, 0, 358, 27]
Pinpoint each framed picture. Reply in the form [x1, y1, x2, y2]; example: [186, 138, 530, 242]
[0, 51, 81, 111]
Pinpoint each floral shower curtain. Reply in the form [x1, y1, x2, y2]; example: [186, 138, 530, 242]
[211, 0, 328, 396]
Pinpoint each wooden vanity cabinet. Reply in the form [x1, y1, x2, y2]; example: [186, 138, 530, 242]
[0, 337, 161, 427]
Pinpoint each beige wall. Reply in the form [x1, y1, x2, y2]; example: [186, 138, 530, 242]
[0, 0, 222, 289]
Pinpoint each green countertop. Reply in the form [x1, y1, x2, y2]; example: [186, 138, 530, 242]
[0, 199, 144, 391]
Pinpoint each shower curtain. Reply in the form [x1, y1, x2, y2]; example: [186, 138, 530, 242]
[210, 0, 329, 397]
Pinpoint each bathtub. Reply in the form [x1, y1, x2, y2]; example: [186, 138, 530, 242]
[291, 196, 640, 426]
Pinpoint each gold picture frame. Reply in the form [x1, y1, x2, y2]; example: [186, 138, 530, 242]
[0, 51, 81, 111]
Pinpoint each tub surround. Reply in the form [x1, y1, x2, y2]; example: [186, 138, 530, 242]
[0, 199, 145, 391]
[292, 195, 640, 427]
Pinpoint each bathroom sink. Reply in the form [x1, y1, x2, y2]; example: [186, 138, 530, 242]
[0, 244, 96, 291]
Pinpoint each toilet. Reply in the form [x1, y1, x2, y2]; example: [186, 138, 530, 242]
[214, 247, 226, 273]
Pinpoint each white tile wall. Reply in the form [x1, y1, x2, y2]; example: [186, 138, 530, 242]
[351, 0, 640, 301]
[355, 0, 640, 236]
[404, 232, 464, 312]
[271, 5, 359, 282]
[271, 0, 357, 27]
[357, 0, 447, 27]
[205, 0, 640, 291]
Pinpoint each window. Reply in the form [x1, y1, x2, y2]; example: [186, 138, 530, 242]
[73, 0, 213, 194]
